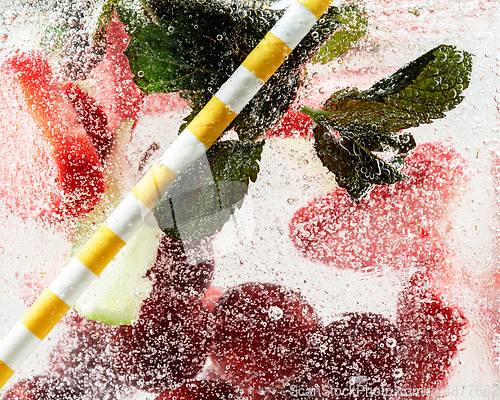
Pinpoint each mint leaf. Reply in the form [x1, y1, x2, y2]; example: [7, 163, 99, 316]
[123, 2, 340, 139]
[312, 3, 368, 64]
[302, 44, 472, 201]
[143, 0, 282, 26]
[153, 140, 265, 241]
[313, 127, 413, 200]
[305, 45, 473, 136]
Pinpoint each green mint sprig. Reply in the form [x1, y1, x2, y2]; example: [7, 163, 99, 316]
[301, 44, 473, 201]
[153, 140, 265, 241]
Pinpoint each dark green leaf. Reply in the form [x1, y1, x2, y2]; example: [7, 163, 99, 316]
[125, 16, 238, 94]
[302, 44, 472, 201]
[153, 140, 264, 241]
[124, 2, 340, 139]
[304, 44, 473, 137]
[312, 3, 368, 64]
[314, 126, 408, 201]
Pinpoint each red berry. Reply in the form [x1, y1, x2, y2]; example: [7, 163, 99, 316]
[63, 83, 114, 164]
[202, 286, 222, 313]
[49, 313, 128, 399]
[265, 109, 314, 139]
[289, 142, 468, 271]
[210, 282, 322, 394]
[154, 379, 241, 400]
[397, 272, 468, 396]
[2, 375, 83, 399]
[0, 50, 105, 220]
[306, 312, 405, 399]
[257, 376, 312, 400]
[147, 235, 215, 294]
[108, 289, 213, 393]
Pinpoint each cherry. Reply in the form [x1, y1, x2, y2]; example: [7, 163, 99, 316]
[154, 379, 242, 400]
[2, 375, 83, 399]
[108, 289, 213, 393]
[397, 272, 468, 396]
[210, 282, 322, 395]
[306, 312, 405, 399]
[49, 313, 127, 399]
[147, 234, 215, 294]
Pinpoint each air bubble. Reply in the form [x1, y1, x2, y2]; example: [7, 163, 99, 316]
[137, 70, 144, 77]
[268, 306, 283, 320]
[393, 368, 404, 378]
[386, 338, 397, 348]
[454, 52, 464, 63]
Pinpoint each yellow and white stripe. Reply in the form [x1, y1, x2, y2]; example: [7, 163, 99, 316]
[0, 0, 333, 388]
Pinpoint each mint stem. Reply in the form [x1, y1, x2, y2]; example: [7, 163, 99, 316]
[300, 105, 331, 124]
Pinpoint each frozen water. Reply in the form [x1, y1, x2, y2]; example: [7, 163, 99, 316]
[0, 0, 500, 398]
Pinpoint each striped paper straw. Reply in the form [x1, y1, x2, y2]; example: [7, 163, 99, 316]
[0, 0, 333, 388]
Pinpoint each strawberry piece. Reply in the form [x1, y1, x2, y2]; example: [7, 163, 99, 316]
[306, 312, 405, 399]
[154, 379, 241, 400]
[397, 272, 468, 398]
[63, 83, 113, 164]
[289, 142, 469, 271]
[210, 282, 322, 395]
[142, 92, 187, 115]
[0, 50, 105, 219]
[265, 109, 314, 139]
[89, 14, 143, 134]
[108, 289, 213, 393]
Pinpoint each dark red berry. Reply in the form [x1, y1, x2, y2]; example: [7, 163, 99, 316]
[148, 235, 215, 294]
[2, 375, 83, 399]
[108, 289, 213, 393]
[154, 379, 241, 400]
[306, 312, 405, 399]
[397, 273, 468, 398]
[210, 282, 321, 394]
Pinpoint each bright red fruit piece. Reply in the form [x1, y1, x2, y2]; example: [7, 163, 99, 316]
[289, 142, 469, 271]
[63, 83, 113, 164]
[154, 379, 241, 400]
[0, 50, 105, 219]
[89, 14, 143, 134]
[108, 289, 213, 393]
[397, 272, 468, 398]
[265, 109, 314, 138]
[306, 312, 405, 399]
[210, 282, 321, 395]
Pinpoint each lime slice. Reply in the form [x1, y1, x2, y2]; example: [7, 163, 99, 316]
[74, 223, 161, 325]
[73, 120, 161, 325]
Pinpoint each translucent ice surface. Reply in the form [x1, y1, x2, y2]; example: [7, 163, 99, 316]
[0, 0, 500, 399]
